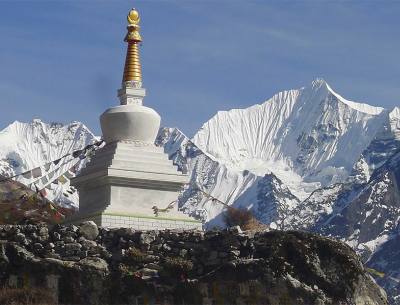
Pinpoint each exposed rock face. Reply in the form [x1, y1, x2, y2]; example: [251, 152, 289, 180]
[0, 224, 387, 305]
[255, 173, 300, 229]
[367, 228, 400, 305]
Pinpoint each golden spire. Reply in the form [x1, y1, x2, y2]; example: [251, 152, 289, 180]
[122, 8, 143, 85]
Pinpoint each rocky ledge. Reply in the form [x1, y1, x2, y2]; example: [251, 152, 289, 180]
[0, 222, 387, 305]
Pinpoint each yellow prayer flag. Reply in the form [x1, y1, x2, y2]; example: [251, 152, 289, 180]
[58, 175, 68, 184]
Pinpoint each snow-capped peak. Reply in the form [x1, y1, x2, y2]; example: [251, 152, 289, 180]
[193, 79, 388, 200]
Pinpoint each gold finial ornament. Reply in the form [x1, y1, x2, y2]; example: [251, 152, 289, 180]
[127, 9, 140, 25]
[123, 8, 143, 84]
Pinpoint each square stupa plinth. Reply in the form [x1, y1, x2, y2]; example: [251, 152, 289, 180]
[70, 141, 202, 230]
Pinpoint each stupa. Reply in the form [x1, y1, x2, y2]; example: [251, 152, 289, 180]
[70, 9, 202, 230]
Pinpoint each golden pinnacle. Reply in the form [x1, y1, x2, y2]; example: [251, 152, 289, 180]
[123, 8, 142, 83]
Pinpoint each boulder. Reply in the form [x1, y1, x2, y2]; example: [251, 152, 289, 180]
[79, 221, 99, 241]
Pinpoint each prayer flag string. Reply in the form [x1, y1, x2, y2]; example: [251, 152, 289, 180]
[0, 140, 104, 184]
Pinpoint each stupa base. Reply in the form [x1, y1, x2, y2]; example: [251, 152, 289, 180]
[69, 142, 202, 230]
[67, 211, 202, 230]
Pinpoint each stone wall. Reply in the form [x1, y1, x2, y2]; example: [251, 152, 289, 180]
[0, 222, 388, 305]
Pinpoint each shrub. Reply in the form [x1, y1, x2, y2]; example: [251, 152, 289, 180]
[124, 247, 146, 264]
[223, 207, 265, 231]
[164, 257, 193, 274]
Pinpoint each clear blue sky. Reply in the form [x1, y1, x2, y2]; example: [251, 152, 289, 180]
[0, 0, 399, 137]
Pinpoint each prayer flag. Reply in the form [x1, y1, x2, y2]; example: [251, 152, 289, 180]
[34, 184, 40, 194]
[41, 176, 49, 185]
[58, 175, 67, 184]
[70, 164, 78, 173]
[31, 167, 42, 179]
[64, 170, 74, 178]
[38, 188, 47, 198]
[22, 171, 32, 179]
[48, 171, 55, 180]
[53, 158, 62, 166]
[44, 162, 51, 171]
[54, 212, 62, 221]
[72, 150, 83, 158]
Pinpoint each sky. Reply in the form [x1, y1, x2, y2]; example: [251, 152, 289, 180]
[0, 0, 399, 137]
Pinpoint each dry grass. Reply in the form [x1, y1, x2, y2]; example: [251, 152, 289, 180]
[0, 287, 55, 305]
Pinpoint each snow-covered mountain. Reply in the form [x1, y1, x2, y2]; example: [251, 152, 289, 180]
[159, 79, 398, 229]
[193, 79, 387, 196]
[0, 119, 97, 208]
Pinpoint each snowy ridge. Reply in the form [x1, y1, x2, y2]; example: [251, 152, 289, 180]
[325, 81, 384, 115]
